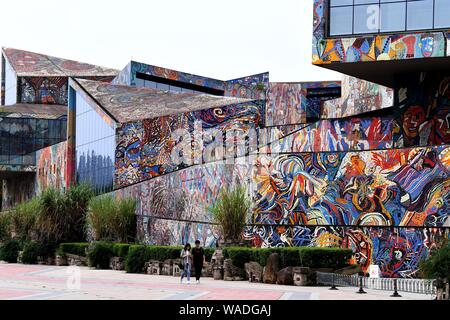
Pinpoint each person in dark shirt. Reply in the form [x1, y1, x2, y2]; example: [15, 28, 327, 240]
[192, 240, 205, 284]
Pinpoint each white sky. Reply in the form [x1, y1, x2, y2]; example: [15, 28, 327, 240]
[0, 0, 341, 82]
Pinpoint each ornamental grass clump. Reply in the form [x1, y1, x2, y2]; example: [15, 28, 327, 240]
[87, 196, 137, 243]
[211, 184, 251, 244]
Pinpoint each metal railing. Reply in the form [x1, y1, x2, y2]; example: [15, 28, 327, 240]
[317, 272, 436, 295]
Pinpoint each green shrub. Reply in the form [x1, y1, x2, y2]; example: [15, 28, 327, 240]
[21, 241, 43, 264]
[420, 240, 450, 279]
[58, 243, 89, 257]
[87, 242, 114, 269]
[204, 248, 215, 262]
[11, 198, 40, 241]
[0, 239, 21, 262]
[125, 245, 148, 273]
[211, 184, 251, 243]
[299, 247, 352, 269]
[87, 196, 137, 243]
[0, 213, 12, 241]
[223, 246, 352, 269]
[223, 247, 254, 268]
[146, 246, 182, 261]
[125, 245, 183, 273]
[113, 243, 131, 258]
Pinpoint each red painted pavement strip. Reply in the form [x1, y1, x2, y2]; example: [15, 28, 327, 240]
[0, 264, 44, 276]
[0, 289, 42, 299]
[0, 265, 286, 299]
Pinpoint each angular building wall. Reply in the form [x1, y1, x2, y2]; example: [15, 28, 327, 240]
[74, 90, 116, 195]
[35, 141, 67, 194]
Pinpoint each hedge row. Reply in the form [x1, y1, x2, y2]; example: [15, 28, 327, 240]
[1, 240, 352, 273]
[223, 247, 352, 269]
[124, 245, 216, 273]
[0, 239, 56, 263]
[58, 243, 90, 257]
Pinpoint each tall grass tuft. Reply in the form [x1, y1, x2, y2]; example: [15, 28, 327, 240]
[87, 196, 137, 243]
[37, 184, 94, 243]
[11, 198, 40, 241]
[0, 212, 12, 241]
[210, 184, 251, 244]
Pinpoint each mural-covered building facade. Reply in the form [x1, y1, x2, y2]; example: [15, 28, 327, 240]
[1, 10, 448, 279]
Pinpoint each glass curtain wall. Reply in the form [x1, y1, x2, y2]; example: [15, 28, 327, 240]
[329, 0, 450, 36]
[0, 117, 66, 165]
[75, 91, 115, 194]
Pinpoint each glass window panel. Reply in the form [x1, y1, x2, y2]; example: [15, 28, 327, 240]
[330, 6, 353, 36]
[157, 83, 169, 91]
[434, 0, 450, 28]
[380, 2, 406, 32]
[407, 0, 433, 31]
[135, 77, 145, 88]
[354, 4, 379, 34]
[354, 0, 378, 4]
[330, 0, 353, 6]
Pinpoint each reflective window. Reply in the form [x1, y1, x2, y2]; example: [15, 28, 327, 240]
[407, 0, 433, 30]
[434, 0, 450, 28]
[380, 2, 406, 32]
[0, 117, 66, 165]
[329, 0, 449, 36]
[329, 6, 353, 35]
[75, 91, 115, 194]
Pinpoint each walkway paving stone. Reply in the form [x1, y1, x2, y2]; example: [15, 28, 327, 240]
[0, 264, 434, 300]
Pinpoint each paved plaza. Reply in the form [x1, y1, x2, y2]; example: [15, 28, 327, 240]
[0, 263, 434, 300]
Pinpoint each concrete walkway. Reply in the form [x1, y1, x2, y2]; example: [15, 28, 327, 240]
[0, 263, 434, 300]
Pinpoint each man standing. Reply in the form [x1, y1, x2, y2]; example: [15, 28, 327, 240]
[192, 240, 205, 284]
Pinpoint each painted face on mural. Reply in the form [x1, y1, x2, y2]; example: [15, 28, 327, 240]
[434, 106, 450, 143]
[402, 105, 426, 138]
[420, 35, 434, 58]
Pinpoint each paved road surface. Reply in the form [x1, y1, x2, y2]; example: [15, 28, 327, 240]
[0, 263, 433, 300]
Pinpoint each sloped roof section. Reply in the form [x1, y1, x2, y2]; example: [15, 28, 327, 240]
[75, 79, 254, 123]
[2, 47, 119, 77]
[0, 104, 67, 119]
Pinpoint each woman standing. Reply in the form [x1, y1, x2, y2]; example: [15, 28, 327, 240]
[180, 243, 192, 284]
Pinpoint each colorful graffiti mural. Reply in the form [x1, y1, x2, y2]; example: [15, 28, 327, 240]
[265, 82, 341, 126]
[253, 146, 450, 228]
[2, 48, 118, 77]
[112, 61, 269, 100]
[245, 225, 448, 278]
[115, 101, 263, 188]
[112, 161, 252, 246]
[394, 72, 450, 147]
[19, 77, 68, 105]
[35, 141, 67, 194]
[312, 0, 447, 65]
[263, 117, 394, 153]
[225, 73, 269, 100]
[322, 76, 393, 118]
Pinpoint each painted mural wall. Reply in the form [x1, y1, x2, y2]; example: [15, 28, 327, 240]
[113, 61, 269, 100]
[393, 72, 450, 148]
[224, 73, 269, 100]
[35, 141, 67, 194]
[112, 161, 253, 246]
[322, 76, 393, 118]
[265, 82, 341, 126]
[115, 101, 264, 188]
[262, 117, 394, 153]
[253, 146, 450, 228]
[312, 0, 447, 65]
[245, 225, 448, 278]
